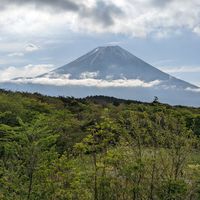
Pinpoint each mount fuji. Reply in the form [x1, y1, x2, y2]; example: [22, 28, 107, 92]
[42, 46, 197, 89]
[1, 46, 200, 106]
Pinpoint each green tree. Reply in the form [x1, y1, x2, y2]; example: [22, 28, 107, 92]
[75, 115, 117, 200]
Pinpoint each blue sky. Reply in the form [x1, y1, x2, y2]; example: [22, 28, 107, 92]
[0, 0, 200, 86]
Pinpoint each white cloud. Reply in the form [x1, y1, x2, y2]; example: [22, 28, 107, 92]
[8, 52, 24, 57]
[153, 59, 175, 66]
[0, 64, 55, 81]
[1, 43, 40, 59]
[186, 87, 200, 92]
[106, 75, 114, 80]
[80, 71, 99, 79]
[25, 43, 40, 52]
[160, 66, 200, 73]
[193, 26, 200, 35]
[0, 41, 26, 53]
[0, 0, 200, 38]
[5, 74, 161, 88]
[106, 41, 123, 46]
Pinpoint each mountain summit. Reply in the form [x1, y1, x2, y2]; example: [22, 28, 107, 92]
[44, 45, 197, 89]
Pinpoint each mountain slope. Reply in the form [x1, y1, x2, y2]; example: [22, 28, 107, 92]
[42, 46, 197, 89]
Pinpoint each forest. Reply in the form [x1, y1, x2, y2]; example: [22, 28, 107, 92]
[0, 89, 200, 200]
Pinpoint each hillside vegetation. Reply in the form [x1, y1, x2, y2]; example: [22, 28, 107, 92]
[0, 89, 200, 200]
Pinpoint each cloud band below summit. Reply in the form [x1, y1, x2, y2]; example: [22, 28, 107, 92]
[7, 76, 161, 88]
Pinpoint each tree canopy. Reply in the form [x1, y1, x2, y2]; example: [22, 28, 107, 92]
[0, 89, 200, 199]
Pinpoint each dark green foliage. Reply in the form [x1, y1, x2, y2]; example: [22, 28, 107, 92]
[0, 112, 20, 126]
[193, 116, 200, 137]
[158, 180, 187, 200]
[0, 89, 200, 199]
